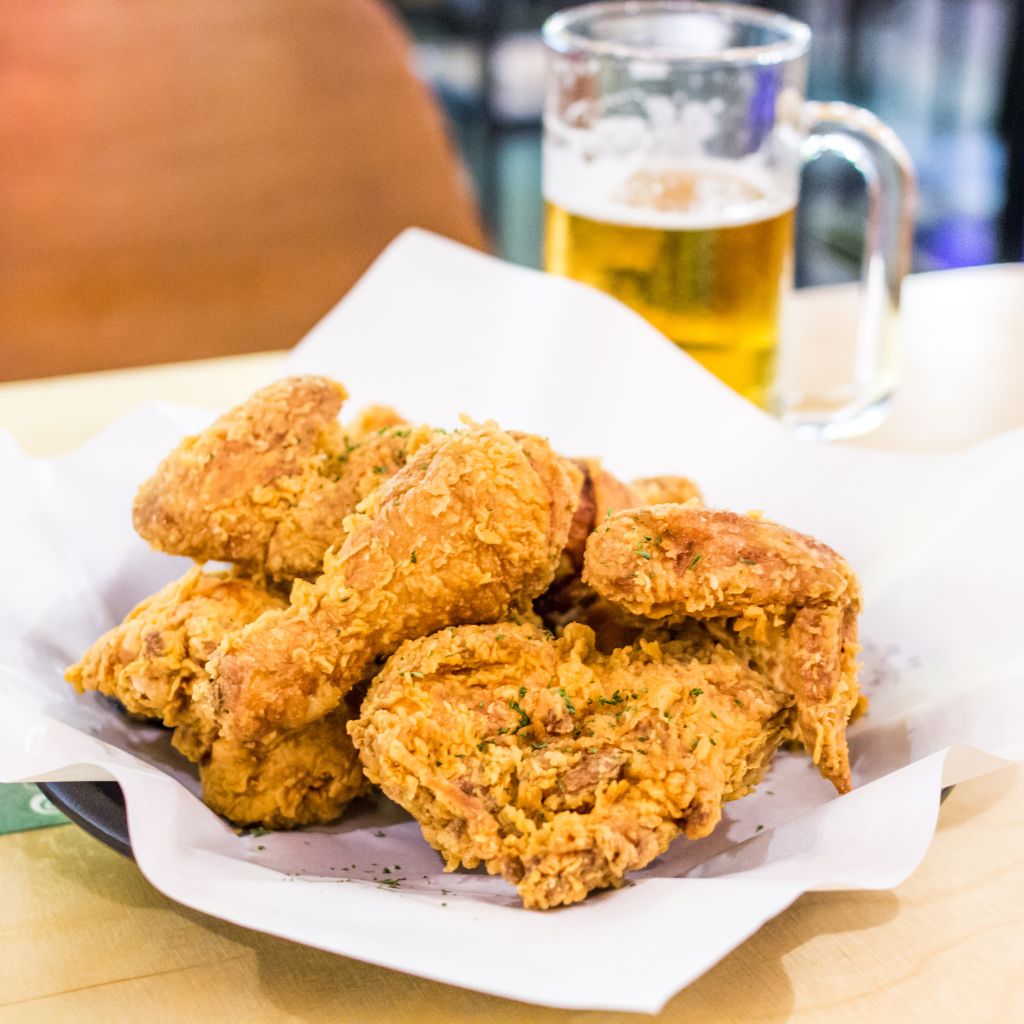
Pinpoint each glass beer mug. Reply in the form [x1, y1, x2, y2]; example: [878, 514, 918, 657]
[542, 1, 915, 438]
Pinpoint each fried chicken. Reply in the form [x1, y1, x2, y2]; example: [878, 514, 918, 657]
[196, 704, 367, 829]
[200, 423, 581, 745]
[539, 462, 703, 645]
[583, 506, 861, 792]
[132, 376, 438, 580]
[350, 621, 793, 909]
[630, 475, 703, 507]
[66, 568, 364, 828]
[66, 567, 286, 731]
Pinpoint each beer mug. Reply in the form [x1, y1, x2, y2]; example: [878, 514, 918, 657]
[542, 1, 915, 438]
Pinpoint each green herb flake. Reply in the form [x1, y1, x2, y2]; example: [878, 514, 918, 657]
[410, 549, 418, 564]
[690, 738, 700, 752]
[508, 698, 532, 731]
[739, 556, 757, 565]
[372, 465, 387, 474]
[689, 687, 704, 698]
[409, 670, 424, 679]
[556, 688, 576, 714]
[756, 824, 764, 832]
[688, 553, 703, 569]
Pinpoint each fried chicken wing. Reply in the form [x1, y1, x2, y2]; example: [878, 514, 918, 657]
[201, 423, 581, 744]
[583, 506, 861, 792]
[132, 376, 437, 579]
[350, 621, 792, 909]
[66, 568, 364, 828]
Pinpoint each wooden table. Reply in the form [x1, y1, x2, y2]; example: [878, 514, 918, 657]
[1, 266, 1022, 1022]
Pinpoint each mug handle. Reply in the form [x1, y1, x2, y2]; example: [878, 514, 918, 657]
[775, 101, 917, 440]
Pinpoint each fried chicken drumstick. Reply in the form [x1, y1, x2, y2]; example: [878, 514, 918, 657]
[199, 423, 581, 745]
[133, 376, 437, 580]
[351, 621, 793, 909]
[583, 506, 861, 792]
[66, 568, 365, 827]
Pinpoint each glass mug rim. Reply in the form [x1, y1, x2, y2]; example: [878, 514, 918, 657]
[542, 1, 811, 67]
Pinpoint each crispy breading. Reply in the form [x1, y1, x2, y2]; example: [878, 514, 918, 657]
[66, 568, 363, 828]
[65, 567, 286, 730]
[193, 705, 368, 829]
[350, 621, 792, 909]
[132, 376, 438, 579]
[201, 423, 582, 744]
[630, 475, 703, 507]
[583, 505, 861, 792]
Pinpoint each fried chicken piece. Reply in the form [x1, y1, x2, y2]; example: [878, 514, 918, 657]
[630, 475, 703, 507]
[345, 404, 408, 440]
[194, 704, 368, 829]
[351, 621, 792, 909]
[201, 423, 582, 744]
[540, 463, 704, 644]
[583, 506, 861, 792]
[132, 376, 438, 580]
[66, 568, 364, 828]
[561, 458, 640, 576]
[66, 567, 287, 729]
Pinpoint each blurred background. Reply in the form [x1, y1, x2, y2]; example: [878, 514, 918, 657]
[397, 0, 1024, 283]
[2, 0, 1021, 380]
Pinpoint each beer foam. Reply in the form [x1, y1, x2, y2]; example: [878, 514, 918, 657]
[543, 147, 796, 229]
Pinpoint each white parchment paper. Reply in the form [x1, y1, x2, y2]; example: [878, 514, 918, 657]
[1, 230, 1022, 1013]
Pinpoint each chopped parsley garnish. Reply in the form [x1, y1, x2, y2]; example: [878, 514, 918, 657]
[688, 553, 703, 569]
[756, 824, 764, 832]
[689, 687, 704, 698]
[410, 549, 417, 563]
[372, 465, 386, 474]
[556, 688, 576, 714]
[739, 556, 757, 565]
[690, 738, 699, 752]
[598, 690, 624, 706]
[508, 698, 531, 731]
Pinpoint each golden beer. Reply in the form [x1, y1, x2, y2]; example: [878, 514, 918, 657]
[544, 166, 795, 408]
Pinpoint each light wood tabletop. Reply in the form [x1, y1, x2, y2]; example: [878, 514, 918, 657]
[1, 265, 1022, 1022]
